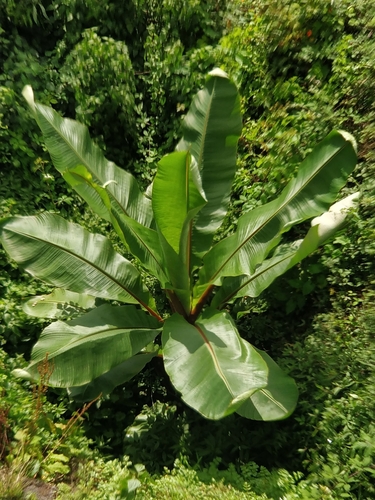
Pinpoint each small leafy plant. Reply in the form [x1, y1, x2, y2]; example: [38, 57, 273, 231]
[0, 69, 357, 421]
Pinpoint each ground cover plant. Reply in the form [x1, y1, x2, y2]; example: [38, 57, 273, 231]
[0, 69, 357, 425]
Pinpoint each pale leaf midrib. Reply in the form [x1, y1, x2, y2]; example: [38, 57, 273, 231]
[34, 325, 159, 362]
[219, 246, 297, 306]
[194, 323, 234, 397]
[38, 105, 137, 220]
[208, 142, 349, 284]
[8, 225, 148, 308]
[258, 389, 288, 413]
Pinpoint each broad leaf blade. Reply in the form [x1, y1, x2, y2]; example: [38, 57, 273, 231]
[211, 242, 301, 309]
[176, 69, 242, 259]
[0, 213, 156, 313]
[151, 151, 205, 301]
[162, 308, 268, 420]
[155, 229, 191, 313]
[237, 349, 298, 421]
[152, 151, 191, 254]
[68, 350, 158, 402]
[22, 304, 161, 387]
[113, 212, 169, 285]
[152, 151, 205, 256]
[68, 164, 169, 284]
[198, 130, 357, 289]
[23, 86, 153, 228]
[23, 289, 96, 319]
[212, 193, 360, 308]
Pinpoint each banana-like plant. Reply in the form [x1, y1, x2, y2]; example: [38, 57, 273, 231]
[0, 69, 358, 421]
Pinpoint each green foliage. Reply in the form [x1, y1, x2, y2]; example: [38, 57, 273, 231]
[0, 0, 374, 497]
[55, 456, 139, 500]
[60, 28, 137, 168]
[123, 402, 188, 472]
[137, 458, 336, 500]
[0, 347, 94, 480]
[1, 70, 358, 424]
[280, 299, 375, 498]
[138, 460, 267, 500]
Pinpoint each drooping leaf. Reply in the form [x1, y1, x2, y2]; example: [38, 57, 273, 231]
[15, 304, 161, 387]
[23, 289, 96, 319]
[236, 349, 298, 421]
[197, 130, 357, 294]
[176, 68, 242, 261]
[212, 192, 360, 308]
[22, 86, 153, 228]
[0, 213, 157, 315]
[68, 350, 158, 402]
[162, 308, 269, 420]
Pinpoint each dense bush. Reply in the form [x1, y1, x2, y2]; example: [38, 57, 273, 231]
[1, 0, 375, 497]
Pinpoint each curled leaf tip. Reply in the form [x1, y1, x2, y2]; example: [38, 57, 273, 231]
[311, 192, 360, 242]
[22, 85, 36, 113]
[338, 130, 357, 154]
[12, 368, 34, 381]
[102, 179, 117, 188]
[209, 67, 228, 79]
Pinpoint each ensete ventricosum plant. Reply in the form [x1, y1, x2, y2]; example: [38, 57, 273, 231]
[0, 69, 357, 420]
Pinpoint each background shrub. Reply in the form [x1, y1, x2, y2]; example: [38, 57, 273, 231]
[0, 0, 374, 497]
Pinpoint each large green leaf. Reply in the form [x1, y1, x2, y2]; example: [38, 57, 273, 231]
[22, 86, 153, 229]
[162, 308, 269, 420]
[68, 350, 158, 402]
[112, 212, 168, 284]
[23, 289, 96, 319]
[152, 151, 205, 267]
[0, 213, 157, 315]
[13, 304, 161, 387]
[211, 241, 304, 309]
[151, 151, 205, 311]
[67, 162, 170, 286]
[154, 228, 191, 314]
[197, 130, 357, 294]
[237, 349, 298, 421]
[212, 192, 360, 308]
[176, 69, 242, 260]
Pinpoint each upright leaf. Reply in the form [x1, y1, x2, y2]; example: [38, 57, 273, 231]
[14, 304, 161, 387]
[152, 151, 205, 260]
[22, 86, 153, 229]
[176, 69, 242, 260]
[155, 228, 191, 314]
[151, 150, 206, 312]
[112, 213, 169, 285]
[197, 130, 357, 293]
[0, 213, 158, 315]
[162, 308, 268, 419]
